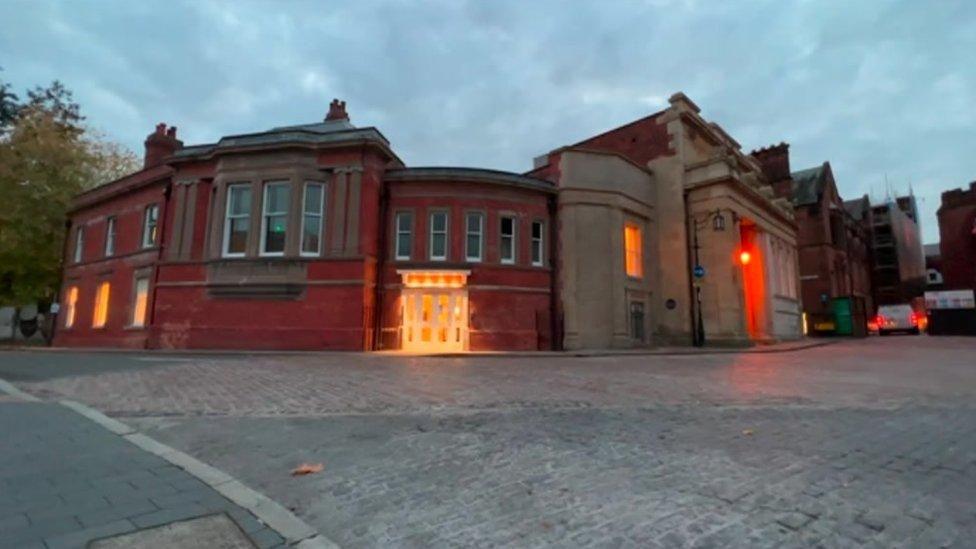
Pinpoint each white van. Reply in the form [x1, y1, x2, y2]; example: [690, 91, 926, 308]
[875, 304, 922, 335]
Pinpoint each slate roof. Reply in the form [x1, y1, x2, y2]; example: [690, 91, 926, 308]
[844, 197, 869, 220]
[170, 118, 392, 160]
[789, 164, 827, 206]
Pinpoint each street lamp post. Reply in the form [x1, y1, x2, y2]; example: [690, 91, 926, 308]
[690, 209, 736, 347]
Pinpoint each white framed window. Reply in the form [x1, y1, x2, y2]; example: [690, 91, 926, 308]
[223, 184, 251, 257]
[104, 216, 117, 257]
[131, 277, 149, 328]
[301, 182, 325, 257]
[73, 227, 84, 263]
[395, 212, 413, 260]
[500, 215, 516, 264]
[465, 212, 483, 262]
[531, 220, 544, 266]
[429, 211, 448, 261]
[260, 181, 290, 256]
[141, 204, 159, 248]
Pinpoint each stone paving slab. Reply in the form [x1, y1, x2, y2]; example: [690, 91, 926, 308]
[0, 402, 286, 549]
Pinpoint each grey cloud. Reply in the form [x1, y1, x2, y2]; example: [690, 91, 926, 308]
[2, 0, 974, 241]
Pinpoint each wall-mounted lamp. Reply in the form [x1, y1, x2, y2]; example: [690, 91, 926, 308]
[712, 213, 726, 231]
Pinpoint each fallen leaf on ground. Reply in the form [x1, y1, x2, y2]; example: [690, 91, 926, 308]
[291, 463, 324, 476]
[741, 429, 754, 436]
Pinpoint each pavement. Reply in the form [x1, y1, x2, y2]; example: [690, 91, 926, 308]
[0, 400, 286, 549]
[2, 336, 976, 547]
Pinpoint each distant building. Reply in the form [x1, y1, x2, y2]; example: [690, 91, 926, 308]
[751, 146, 872, 334]
[846, 194, 926, 306]
[924, 243, 944, 290]
[937, 182, 976, 291]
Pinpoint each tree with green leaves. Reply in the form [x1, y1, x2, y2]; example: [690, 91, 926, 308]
[0, 77, 139, 311]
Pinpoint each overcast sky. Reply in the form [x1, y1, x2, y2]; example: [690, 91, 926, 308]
[3, 0, 974, 242]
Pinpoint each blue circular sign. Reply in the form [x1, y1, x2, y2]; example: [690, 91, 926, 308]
[693, 265, 706, 278]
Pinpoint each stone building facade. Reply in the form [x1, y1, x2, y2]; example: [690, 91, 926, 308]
[531, 93, 802, 348]
[55, 93, 802, 352]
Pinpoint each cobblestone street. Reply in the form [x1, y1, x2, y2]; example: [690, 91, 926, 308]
[2, 336, 976, 547]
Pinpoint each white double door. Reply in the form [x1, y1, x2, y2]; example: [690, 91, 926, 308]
[401, 289, 468, 352]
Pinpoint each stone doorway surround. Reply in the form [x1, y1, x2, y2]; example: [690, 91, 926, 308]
[397, 269, 470, 353]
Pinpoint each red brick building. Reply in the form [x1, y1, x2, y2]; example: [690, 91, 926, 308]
[751, 145, 873, 334]
[938, 182, 976, 291]
[55, 101, 555, 351]
[55, 93, 801, 351]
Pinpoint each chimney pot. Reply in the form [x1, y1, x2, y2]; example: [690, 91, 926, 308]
[144, 122, 183, 169]
[325, 98, 349, 121]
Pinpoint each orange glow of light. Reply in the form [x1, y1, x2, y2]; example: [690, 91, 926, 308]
[64, 286, 79, 328]
[624, 223, 643, 278]
[92, 281, 110, 328]
[739, 227, 765, 340]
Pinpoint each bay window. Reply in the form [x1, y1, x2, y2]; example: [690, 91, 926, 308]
[301, 182, 325, 256]
[260, 181, 289, 256]
[223, 184, 251, 257]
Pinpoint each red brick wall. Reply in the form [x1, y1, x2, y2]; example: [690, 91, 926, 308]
[54, 178, 168, 348]
[938, 183, 976, 291]
[572, 112, 674, 166]
[378, 179, 554, 351]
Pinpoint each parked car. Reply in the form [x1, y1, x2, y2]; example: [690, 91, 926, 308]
[875, 304, 924, 335]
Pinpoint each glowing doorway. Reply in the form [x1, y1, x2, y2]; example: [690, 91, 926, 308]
[398, 270, 470, 352]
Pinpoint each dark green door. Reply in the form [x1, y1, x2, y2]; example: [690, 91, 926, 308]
[832, 297, 853, 336]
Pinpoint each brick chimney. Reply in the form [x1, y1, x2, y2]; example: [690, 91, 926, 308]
[144, 123, 183, 169]
[325, 99, 348, 121]
[750, 142, 792, 200]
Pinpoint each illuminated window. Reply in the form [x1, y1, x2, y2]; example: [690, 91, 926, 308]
[429, 211, 448, 261]
[223, 184, 251, 257]
[92, 281, 110, 328]
[131, 277, 149, 328]
[395, 212, 413, 260]
[261, 182, 290, 256]
[104, 217, 117, 257]
[624, 223, 643, 278]
[500, 216, 516, 264]
[142, 204, 159, 248]
[64, 286, 78, 328]
[73, 227, 84, 263]
[301, 182, 325, 256]
[531, 221, 544, 266]
[465, 212, 483, 262]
